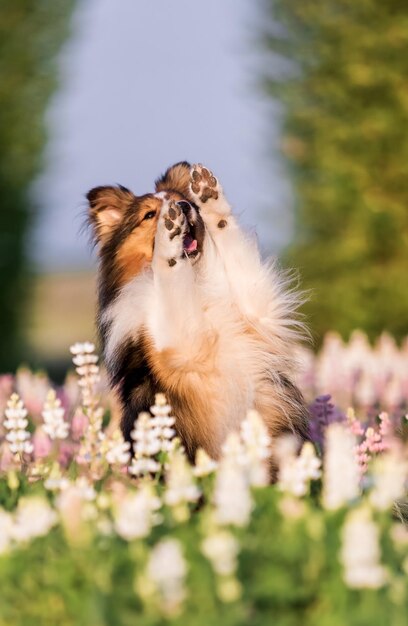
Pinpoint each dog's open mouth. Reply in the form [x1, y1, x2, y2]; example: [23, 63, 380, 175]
[183, 226, 198, 256]
[177, 201, 203, 259]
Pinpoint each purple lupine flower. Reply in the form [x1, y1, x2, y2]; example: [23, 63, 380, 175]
[309, 394, 345, 448]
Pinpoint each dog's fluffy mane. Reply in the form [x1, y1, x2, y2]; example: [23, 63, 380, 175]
[87, 161, 310, 475]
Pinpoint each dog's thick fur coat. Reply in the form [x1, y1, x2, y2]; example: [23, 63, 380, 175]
[87, 162, 309, 469]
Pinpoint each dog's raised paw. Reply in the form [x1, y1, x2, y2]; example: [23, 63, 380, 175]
[190, 164, 219, 204]
[155, 200, 187, 266]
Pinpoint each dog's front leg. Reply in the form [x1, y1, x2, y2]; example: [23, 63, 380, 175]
[189, 164, 269, 322]
[149, 199, 213, 365]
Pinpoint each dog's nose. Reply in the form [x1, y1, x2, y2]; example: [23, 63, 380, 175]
[176, 201, 192, 216]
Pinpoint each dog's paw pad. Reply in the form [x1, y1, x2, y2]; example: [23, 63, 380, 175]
[190, 164, 219, 204]
[169, 226, 182, 240]
[163, 201, 186, 232]
[168, 206, 177, 220]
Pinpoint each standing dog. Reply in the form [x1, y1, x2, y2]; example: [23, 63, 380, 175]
[87, 162, 309, 467]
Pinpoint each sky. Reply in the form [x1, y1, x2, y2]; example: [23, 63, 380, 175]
[31, 0, 293, 271]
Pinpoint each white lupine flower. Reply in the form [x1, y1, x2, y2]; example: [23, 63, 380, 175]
[103, 430, 131, 466]
[75, 477, 97, 501]
[44, 475, 70, 492]
[279, 442, 322, 497]
[70, 342, 105, 470]
[55, 480, 97, 541]
[129, 412, 161, 477]
[42, 389, 69, 440]
[0, 509, 13, 554]
[201, 530, 240, 576]
[221, 432, 247, 466]
[147, 539, 187, 616]
[341, 506, 387, 589]
[3, 393, 33, 455]
[131, 412, 161, 457]
[55, 477, 96, 502]
[164, 446, 200, 507]
[323, 423, 360, 510]
[240, 410, 271, 486]
[298, 442, 322, 480]
[44, 462, 70, 492]
[150, 393, 176, 453]
[114, 485, 161, 541]
[369, 448, 408, 511]
[241, 410, 271, 459]
[70, 341, 101, 412]
[129, 457, 160, 476]
[70, 341, 96, 355]
[193, 448, 218, 477]
[214, 433, 253, 527]
[12, 496, 57, 543]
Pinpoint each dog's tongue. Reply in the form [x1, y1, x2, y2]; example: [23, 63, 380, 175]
[183, 235, 197, 253]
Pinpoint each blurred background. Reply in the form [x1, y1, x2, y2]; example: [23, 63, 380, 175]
[1, 0, 407, 378]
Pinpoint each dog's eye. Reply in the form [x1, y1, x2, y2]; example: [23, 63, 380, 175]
[143, 211, 156, 220]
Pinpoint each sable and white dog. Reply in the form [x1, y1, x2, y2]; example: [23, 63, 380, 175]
[87, 162, 309, 470]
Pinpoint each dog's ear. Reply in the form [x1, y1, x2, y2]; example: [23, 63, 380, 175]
[155, 161, 191, 197]
[87, 185, 135, 244]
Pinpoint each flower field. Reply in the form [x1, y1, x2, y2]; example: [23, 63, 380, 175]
[0, 333, 408, 626]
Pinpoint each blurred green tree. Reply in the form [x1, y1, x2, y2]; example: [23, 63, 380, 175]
[0, 1, 75, 371]
[263, 0, 408, 343]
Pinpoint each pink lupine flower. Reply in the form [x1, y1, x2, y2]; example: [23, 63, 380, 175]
[33, 428, 53, 460]
[58, 441, 76, 467]
[71, 409, 89, 440]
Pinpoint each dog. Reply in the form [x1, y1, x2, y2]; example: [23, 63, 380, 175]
[87, 162, 309, 469]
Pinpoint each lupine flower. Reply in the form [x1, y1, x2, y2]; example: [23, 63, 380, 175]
[32, 427, 53, 460]
[15, 367, 49, 420]
[42, 389, 69, 440]
[341, 506, 387, 589]
[308, 394, 345, 447]
[102, 429, 131, 467]
[346, 407, 365, 437]
[3, 393, 33, 456]
[193, 448, 218, 477]
[71, 408, 88, 440]
[201, 527, 242, 602]
[214, 433, 253, 527]
[240, 409, 271, 486]
[353, 411, 393, 474]
[114, 484, 161, 541]
[146, 538, 187, 616]
[70, 342, 104, 468]
[55, 477, 97, 543]
[149, 393, 176, 453]
[369, 446, 408, 511]
[278, 441, 321, 497]
[201, 529, 240, 576]
[11, 496, 57, 544]
[300, 331, 408, 411]
[164, 446, 200, 518]
[129, 412, 160, 476]
[323, 423, 360, 510]
[70, 342, 100, 405]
